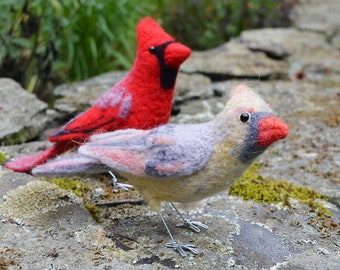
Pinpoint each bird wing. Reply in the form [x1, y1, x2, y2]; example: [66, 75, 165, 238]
[143, 124, 215, 178]
[79, 123, 215, 178]
[32, 154, 110, 176]
[78, 129, 151, 175]
[49, 83, 132, 142]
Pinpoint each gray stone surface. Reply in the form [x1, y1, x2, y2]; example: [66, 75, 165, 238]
[180, 40, 288, 80]
[293, 0, 340, 37]
[240, 28, 340, 80]
[174, 72, 214, 102]
[1, 1, 340, 269]
[53, 71, 127, 114]
[239, 28, 325, 59]
[0, 78, 48, 146]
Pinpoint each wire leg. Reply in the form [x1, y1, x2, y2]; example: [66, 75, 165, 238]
[159, 212, 199, 257]
[109, 171, 133, 192]
[170, 202, 208, 233]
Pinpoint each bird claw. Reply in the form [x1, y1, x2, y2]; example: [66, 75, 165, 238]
[113, 182, 134, 193]
[165, 241, 200, 257]
[109, 171, 133, 192]
[176, 219, 208, 233]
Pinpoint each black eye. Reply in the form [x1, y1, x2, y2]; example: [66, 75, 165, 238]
[240, 112, 250, 123]
[149, 46, 156, 54]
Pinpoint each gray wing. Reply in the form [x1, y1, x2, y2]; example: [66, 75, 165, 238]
[77, 123, 216, 178]
[32, 154, 110, 176]
[144, 123, 216, 178]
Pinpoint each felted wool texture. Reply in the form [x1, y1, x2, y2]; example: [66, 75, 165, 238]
[32, 154, 110, 176]
[239, 112, 271, 163]
[33, 84, 288, 209]
[50, 16, 191, 141]
[34, 84, 288, 182]
[257, 116, 289, 147]
[6, 17, 191, 173]
[222, 83, 273, 115]
[6, 141, 76, 172]
[77, 122, 218, 178]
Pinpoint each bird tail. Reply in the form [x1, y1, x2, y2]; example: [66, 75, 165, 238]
[5, 142, 75, 173]
[32, 154, 109, 176]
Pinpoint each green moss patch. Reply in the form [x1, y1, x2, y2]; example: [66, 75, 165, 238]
[229, 163, 332, 216]
[84, 203, 103, 223]
[41, 177, 104, 222]
[0, 151, 6, 165]
[45, 177, 89, 197]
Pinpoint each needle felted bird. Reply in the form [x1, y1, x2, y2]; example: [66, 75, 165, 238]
[6, 16, 191, 174]
[33, 84, 289, 256]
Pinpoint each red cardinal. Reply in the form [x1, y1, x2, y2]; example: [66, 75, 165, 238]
[6, 17, 191, 173]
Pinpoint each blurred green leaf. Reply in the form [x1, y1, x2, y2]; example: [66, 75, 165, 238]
[11, 37, 31, 48]
[0, 0, 297, 100]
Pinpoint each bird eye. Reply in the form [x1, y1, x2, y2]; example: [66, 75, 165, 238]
[240, 112, 250, 123]
[149, 46, 156, 54]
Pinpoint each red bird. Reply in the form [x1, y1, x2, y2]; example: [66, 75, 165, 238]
[6, 17, 191, 173]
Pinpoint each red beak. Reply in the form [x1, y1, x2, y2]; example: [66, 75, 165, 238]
[258, 116, 289, 147]
[164, 42, 191, 68]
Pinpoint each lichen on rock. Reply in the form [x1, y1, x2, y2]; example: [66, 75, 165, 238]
[228, 162, 332, 216]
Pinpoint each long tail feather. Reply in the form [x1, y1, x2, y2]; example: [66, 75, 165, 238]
[32, 154, 109, 176]
[5, 141, 75, 173]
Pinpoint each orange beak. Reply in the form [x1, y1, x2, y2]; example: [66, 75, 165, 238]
[258, 116, 289, 147]
[164, 42, 191, 68]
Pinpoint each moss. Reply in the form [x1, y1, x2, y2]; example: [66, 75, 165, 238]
[228, 162, 332, 216]
[41, 177, 104, 222]
[0, 125, 43, 146]
[43, 177, 89, 197]
[84, 203, 103, 223]
[0, 151, 6, 165]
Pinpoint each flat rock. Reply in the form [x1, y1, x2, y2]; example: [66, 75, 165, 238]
[53, 71, 127, 115]
[240, 28, 325, 58]
[180, 41, 288, 80]
[0, 167, 122, 269]
[293, 0, 340, 37]
[240, 28, 340, 78]
[0, 165, 338, 269]
[174, 72, 213, 103]
[0, 78, 48, 145]
[171, 96, 225, 124]
[331, 30, 340, 50]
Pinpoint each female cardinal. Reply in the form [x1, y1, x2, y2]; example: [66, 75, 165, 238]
[33, 84, 289, 256]
[6, 17, 191, 173]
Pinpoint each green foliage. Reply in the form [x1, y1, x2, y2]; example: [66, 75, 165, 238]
[55, 0, 157, 80]
[229, 163, 332, 217]
[159, 0, 297, 50]
[0, 0, 297, 97]
[0, 0, 58, 94]
[0, 0, 156, 96]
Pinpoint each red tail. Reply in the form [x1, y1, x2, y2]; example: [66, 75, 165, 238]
[5, 142, 76, 173]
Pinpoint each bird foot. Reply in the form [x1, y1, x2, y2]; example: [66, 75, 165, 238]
[176, 219, 208, 233]
[109, 171, 133, 192]
[165, 241, 200, 257]
[113, 182, 134, 193]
